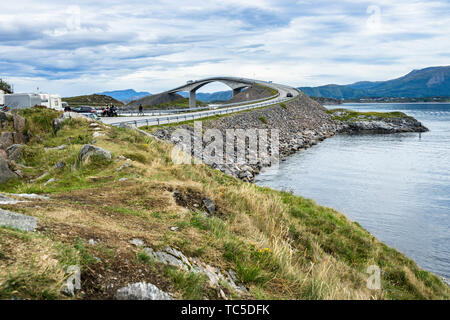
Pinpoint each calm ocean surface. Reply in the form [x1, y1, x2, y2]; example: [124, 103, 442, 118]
[255, 103, 450, 280]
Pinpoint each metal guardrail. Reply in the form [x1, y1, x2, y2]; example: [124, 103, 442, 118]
[109, 95, 293, 128]
[209, 93, 280, 108]
[117, 106, 210, 117]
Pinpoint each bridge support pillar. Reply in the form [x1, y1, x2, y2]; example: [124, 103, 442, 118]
[189, 90, 196, 108]
[232, 88, 242, 97]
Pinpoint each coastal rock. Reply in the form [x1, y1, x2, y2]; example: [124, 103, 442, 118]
[343, 117, 428, 133]
[115, 282, 172, 300]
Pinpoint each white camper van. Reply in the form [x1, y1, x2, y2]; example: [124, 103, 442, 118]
[39, 93, 63, 111]
[4, 92, 63, 111]
[0, 90, 4, 106]
[4, 93, 42, 109]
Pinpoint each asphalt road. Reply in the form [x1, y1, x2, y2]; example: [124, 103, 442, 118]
[101, 80, 298, 127]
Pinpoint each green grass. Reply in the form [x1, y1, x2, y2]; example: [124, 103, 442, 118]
[327, 108, 410, 121]
[73, 238, 98, 266]
[164, 267, 209, 299]
[258, 116, 268, 124]
[1, 107, 448, 301]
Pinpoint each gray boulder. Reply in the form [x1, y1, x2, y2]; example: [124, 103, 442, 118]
[203, 198, 215, 215]
[79, 144, 111, 163]
[13, 114, 26, 133]
[0, 111, 13, 121]
[52, 112, 87, 132]
[0, 208, 38, 231]
[129, 238, 145, 247]
[0, 158, 16, 184]
[0, 132, 14, 150]
[6, 144, 24, 162]
[12, 132, 27, 144]
[53, 161, 65, 170]
[115, 282, 172, 300]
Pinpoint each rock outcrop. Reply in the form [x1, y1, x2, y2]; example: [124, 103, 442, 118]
[0, 157, 16, 184]
[340, 117, 428, 133]
[6, 144, 24, 162]
[115, 282, 172, 300]
[143, 246, 247, 295]
[0, 111, 29, 183]
[0, 208, 38, 232]
[79, 144, 112, 163]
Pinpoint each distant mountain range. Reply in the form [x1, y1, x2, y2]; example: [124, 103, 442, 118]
[299, 66, 450, 100]
[99, 88, 232, 103]
[98, 89, 151, 103]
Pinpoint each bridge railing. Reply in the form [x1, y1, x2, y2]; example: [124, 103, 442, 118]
[116, 106, 209, 117]
[108, 95, 293, 128]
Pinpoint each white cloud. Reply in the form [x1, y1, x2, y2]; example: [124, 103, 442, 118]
[0, 0, 449, 95]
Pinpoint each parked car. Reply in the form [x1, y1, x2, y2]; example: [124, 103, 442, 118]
[71, 106, 98, 114]
[286, 92, 293, 98]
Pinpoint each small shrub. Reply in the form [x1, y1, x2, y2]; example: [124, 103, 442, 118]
[164, 268, 209, 299]
[124, 152, 147, 163]
[137, 251, 152, 264]
[259, 116, 268, 124]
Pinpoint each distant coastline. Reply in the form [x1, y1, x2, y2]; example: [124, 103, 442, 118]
[311, 96, 450, 105]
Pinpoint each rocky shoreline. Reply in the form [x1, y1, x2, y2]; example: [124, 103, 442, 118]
[151, 93, 428, 182]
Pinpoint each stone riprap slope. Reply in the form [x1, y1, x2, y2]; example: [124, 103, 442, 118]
[153, 93, 340, 181]
[152, 93, 428, 181]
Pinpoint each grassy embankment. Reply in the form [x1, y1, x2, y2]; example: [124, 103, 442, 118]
[63, 94, 124, 108]
[0, 107, 448, 300]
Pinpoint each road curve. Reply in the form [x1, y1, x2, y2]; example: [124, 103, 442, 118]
[102, 79, 299, 127]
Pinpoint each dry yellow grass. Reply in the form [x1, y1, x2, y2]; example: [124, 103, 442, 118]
[0, 108, 448, 300]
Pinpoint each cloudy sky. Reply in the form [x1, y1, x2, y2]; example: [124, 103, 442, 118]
[1, 0, 449, 96]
